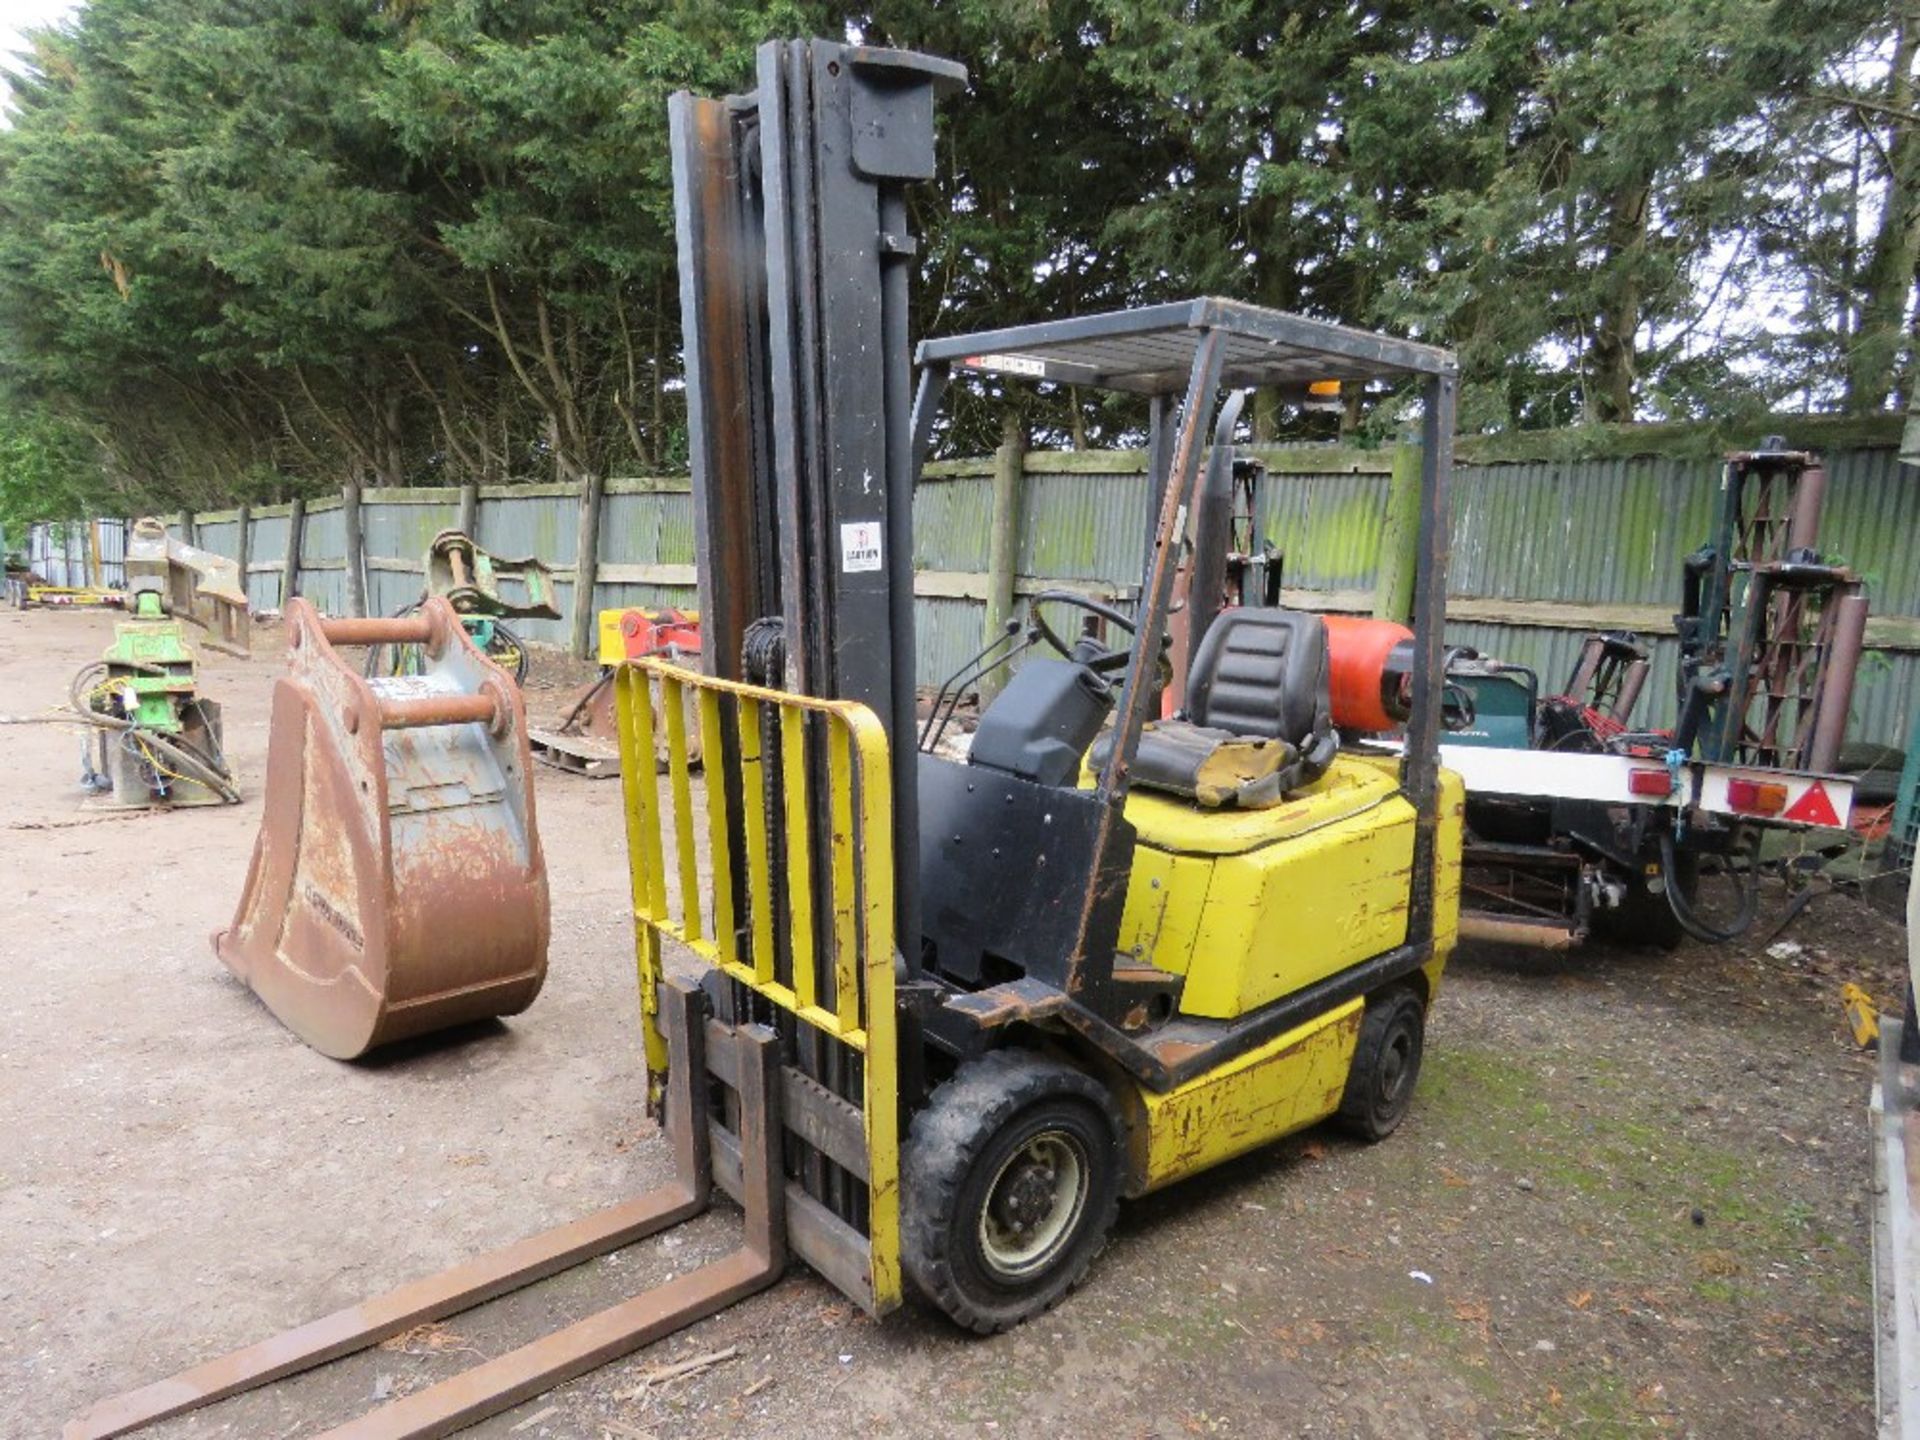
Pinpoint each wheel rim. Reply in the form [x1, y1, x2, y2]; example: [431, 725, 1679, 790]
[1379, 1025, 1414, 1111]
[977, 1129, 1089, 1280]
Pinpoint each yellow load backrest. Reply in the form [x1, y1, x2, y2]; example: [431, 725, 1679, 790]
[615, 658, 902, 1314]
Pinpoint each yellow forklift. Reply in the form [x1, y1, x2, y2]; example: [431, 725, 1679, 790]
[68, 38, 1462, 1438]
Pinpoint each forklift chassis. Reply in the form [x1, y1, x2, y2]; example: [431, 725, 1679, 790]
[69, 35, 1467, 1437]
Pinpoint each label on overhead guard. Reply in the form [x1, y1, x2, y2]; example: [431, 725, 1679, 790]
[841, 520, 884, 574]
[964, 352, 1048, 377]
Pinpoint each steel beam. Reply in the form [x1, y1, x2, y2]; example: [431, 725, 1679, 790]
[1402, 371, 1457, 944]
[307, 1025, 783, 1440]
[61, 980, 774, 1440]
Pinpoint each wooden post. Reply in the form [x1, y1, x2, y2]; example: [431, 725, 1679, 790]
[979, 417, 1028, 703]
[283, 495, 307, 607]
[569, 472, 605, 659]
[1373, 437, 1422, 625]
[235, 503, 251, 608]
[457, 481, 480, 541]
[342, 481, 367, 618]
[87, 518, 103, 588]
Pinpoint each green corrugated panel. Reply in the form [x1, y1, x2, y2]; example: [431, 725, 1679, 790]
[1258, 470, 1389, 592]
[1823, 447, 1920, 616]
[361, 499, 458, 563]
[915, 596, 989, 691]
[1019, 472, 1146, 583]
[300, 506, 345, 564]
[1889, 706, 1920, 872]
[477, 493, 577, 566]
[194, 520, 241, 560]
[912, 478, 993, 572]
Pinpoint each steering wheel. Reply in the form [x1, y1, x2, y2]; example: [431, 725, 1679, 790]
[1028, 589, 1137, 674]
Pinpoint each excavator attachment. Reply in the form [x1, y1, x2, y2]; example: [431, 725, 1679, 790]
[424, 528, 561, 619]
[530, 608, 704, 779]
[214, 596, 549, 1059]
[125, 514, 250, 656]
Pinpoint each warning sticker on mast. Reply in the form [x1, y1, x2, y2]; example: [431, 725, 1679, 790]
[840, 520, 883, 574]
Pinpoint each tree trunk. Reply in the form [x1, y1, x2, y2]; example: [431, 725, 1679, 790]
[378, 390, 405, 487]
[1588, 182, 1650, 424]
[1847, 5, 1920, 412]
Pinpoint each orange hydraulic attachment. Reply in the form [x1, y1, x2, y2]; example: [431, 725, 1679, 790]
[610, 606, 701, 662]
[1322, 614, 1415, 734]
[214, 596, 549, 1059]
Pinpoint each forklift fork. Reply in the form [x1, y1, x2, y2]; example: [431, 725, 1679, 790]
[65, 977, 786, 1440]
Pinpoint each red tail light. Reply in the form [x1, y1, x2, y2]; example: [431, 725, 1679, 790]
[1726, 778, 1788, 816]
[1628, 768, 1673, 797]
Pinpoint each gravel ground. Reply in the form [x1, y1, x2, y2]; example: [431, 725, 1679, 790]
[0, 605, 1904, 1439]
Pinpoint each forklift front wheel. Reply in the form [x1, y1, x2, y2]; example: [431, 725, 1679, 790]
[1336, 988, 1426, 1142]
[902, 1050, 1122, 1333]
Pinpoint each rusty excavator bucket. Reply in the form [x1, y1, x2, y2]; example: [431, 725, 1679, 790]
[214, 596, 550, 1059]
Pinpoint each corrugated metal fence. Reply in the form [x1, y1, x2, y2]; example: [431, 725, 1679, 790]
[20, 518, 127, 588]
[23, 440, 1919, 747]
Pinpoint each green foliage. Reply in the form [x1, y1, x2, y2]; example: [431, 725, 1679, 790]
[0, 411, 101, 533]
[0, 0, 1899, 517]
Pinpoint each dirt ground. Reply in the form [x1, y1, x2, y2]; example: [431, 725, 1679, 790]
[0, 605, 1907, 1439]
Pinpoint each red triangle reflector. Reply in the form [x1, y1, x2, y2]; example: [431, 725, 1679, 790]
[1783, 781, 1839, 827]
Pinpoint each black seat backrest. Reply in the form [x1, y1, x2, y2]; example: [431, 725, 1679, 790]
[1187, 607, 1332, 745]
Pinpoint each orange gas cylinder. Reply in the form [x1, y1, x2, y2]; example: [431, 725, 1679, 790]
[1322, 614, 1415, 733]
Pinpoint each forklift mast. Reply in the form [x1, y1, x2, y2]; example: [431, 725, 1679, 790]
[671, 40, 966, 958]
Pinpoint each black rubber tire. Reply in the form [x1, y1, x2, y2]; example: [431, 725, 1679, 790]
[1336, 988, 1426, 1142]
[902, 1049, 1122, 1334]
[1837, 741, 1904, 807]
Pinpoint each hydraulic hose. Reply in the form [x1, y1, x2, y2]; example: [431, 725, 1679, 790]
[67, 661, 241, 804]
[1658, 823, 1760, 944]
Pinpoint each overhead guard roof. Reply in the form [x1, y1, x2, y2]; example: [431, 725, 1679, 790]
[916, 297, 1456, 397]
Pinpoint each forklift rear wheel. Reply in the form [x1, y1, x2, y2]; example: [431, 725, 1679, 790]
[1337, 988, 1426, 1142]
[902, 1050, 1121, 1333]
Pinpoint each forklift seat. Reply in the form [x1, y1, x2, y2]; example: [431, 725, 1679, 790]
[1094, 608, 1337, 809]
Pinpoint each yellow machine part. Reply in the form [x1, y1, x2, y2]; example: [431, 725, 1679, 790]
[1126, 998, 1364, 1193]
[1842, 982, 1882, 1049]
[597, 608, 631, 666]
[616, 657, 903, 1315]
[598, 606, 702, 667]
[1115, 756, 1465, 1020]
[1111, 756, 1464, 1190]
